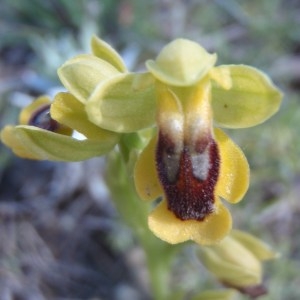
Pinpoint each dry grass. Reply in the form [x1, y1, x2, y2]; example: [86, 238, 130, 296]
[0, 158, 149, 299]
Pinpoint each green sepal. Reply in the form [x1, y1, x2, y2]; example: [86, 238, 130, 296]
[86, 72, 156, 133]
[91, 35, 127, 72]
[57, 54, 119, 103]
[211, 65, 283, 128]
[197, 232, 263, 287]
[146, 38, 217, 86]
[51, 92, 119, 140]
[0, 125, 119, 161]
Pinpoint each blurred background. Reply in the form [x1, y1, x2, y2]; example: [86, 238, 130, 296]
[0, 0, 299, 299]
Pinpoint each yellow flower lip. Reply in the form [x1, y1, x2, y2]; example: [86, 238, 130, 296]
[140, 126, 250, 245]
[156, 131, 220, 221]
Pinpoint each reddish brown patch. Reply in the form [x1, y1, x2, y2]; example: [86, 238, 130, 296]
[29, 104, 59, 131]
[156, 132, 220, 221]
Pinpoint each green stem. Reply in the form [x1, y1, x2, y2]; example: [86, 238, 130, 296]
[141, 237, 172, 300]
[105, 146, 179, 300]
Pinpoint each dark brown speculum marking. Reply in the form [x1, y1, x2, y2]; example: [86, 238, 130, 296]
[28, 104, 59, 131]
[156, 132, 220, 221]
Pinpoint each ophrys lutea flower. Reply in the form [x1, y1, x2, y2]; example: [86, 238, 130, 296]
[0, 93, 119, 161]
[134, 78, 250, 245]
[132, 39, 282, 245]
[57, 37, 281, 245]
[0, 37, 282, 246]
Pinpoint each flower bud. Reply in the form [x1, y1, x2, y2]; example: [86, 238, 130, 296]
[197, 230, 278, 289]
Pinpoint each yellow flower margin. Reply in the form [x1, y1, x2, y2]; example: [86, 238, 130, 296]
[134, 128, 250, 245]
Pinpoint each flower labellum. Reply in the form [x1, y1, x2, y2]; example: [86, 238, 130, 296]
[156, 81, 220, 221]
[157, 133, 219, 221]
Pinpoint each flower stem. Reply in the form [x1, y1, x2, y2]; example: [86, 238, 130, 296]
[105, 146, 179, 300]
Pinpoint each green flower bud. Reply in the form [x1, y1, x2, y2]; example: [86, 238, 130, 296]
[197, 230, 278, 288]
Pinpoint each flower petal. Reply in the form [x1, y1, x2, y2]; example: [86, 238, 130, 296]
[0, 125, 118, 161]
[146, 39, 217, 86]
[134, 134, 163, 201]
[215, 128, 249, 204]
[19, 96, 51, 125]
[148, 199, 232, 245]
[86, 72, 156, 133]
[51, 92, 119, 140]
[91, 35, 127, 72]
[211, 65, 282, 128]
[58, 54, 119, 103]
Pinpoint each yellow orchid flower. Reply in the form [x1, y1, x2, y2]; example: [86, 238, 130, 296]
[1, 37, 129, 162]
[1, 37, 282, 246]
[134, 79, 250, 245]
[0, 93, 119, 161]
[133, 39, 281, 245]
[56, 37, 281, 245]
